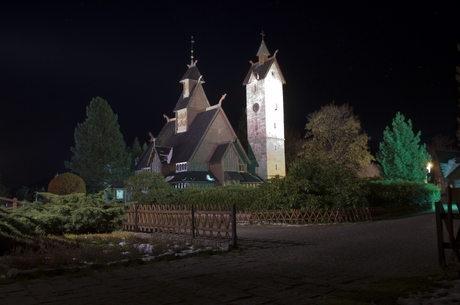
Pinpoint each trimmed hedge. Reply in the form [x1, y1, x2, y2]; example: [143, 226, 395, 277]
[365, 180, 440, 207]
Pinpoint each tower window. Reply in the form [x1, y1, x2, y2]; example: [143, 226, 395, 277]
[274, 122, 276, 129]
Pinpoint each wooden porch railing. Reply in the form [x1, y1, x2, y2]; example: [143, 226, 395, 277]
[0, 197, 22, 210]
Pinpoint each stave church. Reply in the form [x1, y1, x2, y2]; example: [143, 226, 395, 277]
[135, 35, 286, 188]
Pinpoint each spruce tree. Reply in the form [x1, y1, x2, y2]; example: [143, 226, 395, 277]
[377, 112, 431, 182]
[130, 137, 143, 170]
[65, 97, 131, 193]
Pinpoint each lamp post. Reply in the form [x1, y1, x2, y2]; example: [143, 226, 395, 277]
[426, 162, 433, 183]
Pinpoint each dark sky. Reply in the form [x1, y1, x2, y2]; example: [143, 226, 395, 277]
[1, 1, 459, 188]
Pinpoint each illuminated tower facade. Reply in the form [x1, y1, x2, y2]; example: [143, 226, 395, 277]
[243, 34, 286, 180]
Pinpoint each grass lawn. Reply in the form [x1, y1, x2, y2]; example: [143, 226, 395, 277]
[0, 231, 223, 279]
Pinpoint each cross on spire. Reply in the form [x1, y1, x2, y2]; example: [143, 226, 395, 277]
[260, 31, 265, 41]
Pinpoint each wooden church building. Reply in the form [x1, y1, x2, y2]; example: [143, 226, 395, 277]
[135, 36, 285, 188]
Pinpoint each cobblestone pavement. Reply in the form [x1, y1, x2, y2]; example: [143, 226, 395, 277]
[0, 213, 443, 304]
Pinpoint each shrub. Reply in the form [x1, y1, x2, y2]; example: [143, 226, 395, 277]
[172, 185, 259, 210]
[286, 157, 368, 209]
[365, 180, 440, 207]
[14, 189, 127, 235]
[48, 173, 86, 195]
[124, 172, 176, 204]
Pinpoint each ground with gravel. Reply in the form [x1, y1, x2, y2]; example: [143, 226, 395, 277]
[0, 213, 457, 304]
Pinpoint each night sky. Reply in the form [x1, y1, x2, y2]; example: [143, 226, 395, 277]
[1, 1, 459, 188]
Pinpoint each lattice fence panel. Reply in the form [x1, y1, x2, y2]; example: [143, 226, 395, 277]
[236, 208, 372, 224]
[194, 204, 233, 239]
[124, 204, 235, 241]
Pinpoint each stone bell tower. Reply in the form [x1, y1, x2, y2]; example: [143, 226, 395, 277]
[243, 33, 286, 180]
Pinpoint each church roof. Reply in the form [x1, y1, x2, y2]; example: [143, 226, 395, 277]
[164, 171, 217, 183]
[434, 150, 460, 181]
[242, 57, 276, 85]
[155, 108, 219, 164]
[225, 171, 263, 183]
[134, 141, 155, 171]
[180, 64, 204, 82]
[209, 143, 231, 163]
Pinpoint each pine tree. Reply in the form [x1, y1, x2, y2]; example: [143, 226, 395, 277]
[65, 97, 131, 193]
[130, 137, 143, 170]
[377, 112, 431, 182]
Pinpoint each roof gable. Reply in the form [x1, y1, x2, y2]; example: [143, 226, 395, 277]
[242, 56, 286, 85]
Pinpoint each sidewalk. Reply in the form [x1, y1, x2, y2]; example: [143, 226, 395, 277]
[0, 214, 455, 304]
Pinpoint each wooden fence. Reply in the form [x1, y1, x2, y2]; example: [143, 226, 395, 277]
[124, 204, 237, 248]
[236, 208, 372, 224]
[435, 187, 460, 272]
[235, 205, 430, 225]
[0, 197, 22, 210]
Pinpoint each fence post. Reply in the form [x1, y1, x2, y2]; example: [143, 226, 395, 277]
[13, 198, 18, 210]
[232, 204, 238, 249]
[191, 204, 195, 239]
[435, 201, 445, 267]
[134, 204, 139, 232]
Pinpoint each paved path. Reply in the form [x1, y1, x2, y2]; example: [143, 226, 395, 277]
[0, 213, 441, 304]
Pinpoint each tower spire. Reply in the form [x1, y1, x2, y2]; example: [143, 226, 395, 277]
[256, 32, 270, 64]
[190, 36, 194, 65]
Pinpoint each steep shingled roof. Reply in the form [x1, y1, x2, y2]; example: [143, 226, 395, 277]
[155, 108, 219, 164]
[209, 143, 231, 163]
[180, 64, 204, 82]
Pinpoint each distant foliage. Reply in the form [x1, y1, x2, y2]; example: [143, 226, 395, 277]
[130, 137, 144, 171]
[284, 124, 305, 173]
[365, 180, 440, 207]
[15, 186, 30, 201]
[48, 173, 86, 195]
[14, 189, 127, 235]
[0, 174, 10, 198]
[124, 172, 177, 204]
[356, 163, 381, 179]
[377, 112, 431, 182]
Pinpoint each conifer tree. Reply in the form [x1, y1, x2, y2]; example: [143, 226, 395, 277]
[65, 97, 131, 192]
[377, 112, 431, 182]
[130, 137, 143, 170]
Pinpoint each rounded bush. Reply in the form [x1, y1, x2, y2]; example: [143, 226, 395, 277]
[48, 173, 86, 195]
